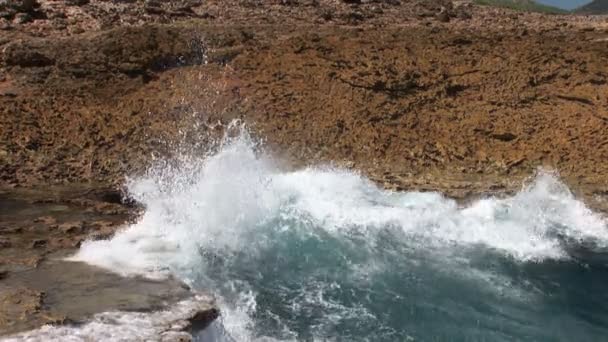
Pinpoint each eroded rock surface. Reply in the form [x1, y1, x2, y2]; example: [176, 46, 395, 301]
[0, 1, 607, 197]
[0, 260, 217, 336]
[0, 188, 218, 337]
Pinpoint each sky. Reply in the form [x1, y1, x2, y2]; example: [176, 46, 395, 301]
[535, 0, 593, 10]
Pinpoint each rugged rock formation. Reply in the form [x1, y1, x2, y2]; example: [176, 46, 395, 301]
[0, 188, 217, 337]
[1, 0, 607, 199]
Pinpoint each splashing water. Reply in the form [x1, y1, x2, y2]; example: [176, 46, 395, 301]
[71, 128, 608, 341]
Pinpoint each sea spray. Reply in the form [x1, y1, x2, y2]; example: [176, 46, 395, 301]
[71, 127, 608, 341]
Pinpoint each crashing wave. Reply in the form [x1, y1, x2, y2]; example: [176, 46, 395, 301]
[69, 127, 608, 341]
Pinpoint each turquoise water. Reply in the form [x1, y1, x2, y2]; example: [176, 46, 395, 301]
[73, 131, 608, 341]
[198, 225, 608, 341]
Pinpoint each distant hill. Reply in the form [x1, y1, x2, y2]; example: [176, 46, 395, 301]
[474, 0, 568, 13]
[576, 0, 608, 14]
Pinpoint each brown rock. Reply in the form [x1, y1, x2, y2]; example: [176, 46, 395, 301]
[436, 10, 450, 23]
[0, 17, 11, 30]
[64, 0, 89, 5]
[69, 26, 85, 34]
[0, 237, 11, 248]
[12, 12, 30, 24]
[490, 133, 518, 142]
[1, 0, 37, 12]
[57, 222, 83, 234]
[3, 47, 55, 67]
[33, 216, 56, 225]
[30, 239, 46, 249]
[0, 0, 606, 208]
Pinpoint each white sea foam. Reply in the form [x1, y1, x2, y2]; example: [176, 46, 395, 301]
[2, 295, 214, 342]
[74, 132, 608, 272]
[68, 128, 608, 341]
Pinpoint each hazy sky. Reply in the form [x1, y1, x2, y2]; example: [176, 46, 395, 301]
[536, 0, 593, 10]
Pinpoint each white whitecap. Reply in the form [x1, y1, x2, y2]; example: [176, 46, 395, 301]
[68, 128, 608, 341]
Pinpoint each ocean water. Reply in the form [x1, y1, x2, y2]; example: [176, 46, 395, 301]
[69, 129, 608, 341]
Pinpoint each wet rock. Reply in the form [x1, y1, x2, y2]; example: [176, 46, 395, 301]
[160, 331, 192, 342]
[88, 231, 113, 241]
[1, 260, 216, 337]
[0, 287, 44, 332]
[189, 306, 220, 328]
[95, 188, 129, 205]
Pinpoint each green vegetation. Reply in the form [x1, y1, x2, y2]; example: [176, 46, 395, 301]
[474, 0, 568, 14]
[576, 0, 608, 14]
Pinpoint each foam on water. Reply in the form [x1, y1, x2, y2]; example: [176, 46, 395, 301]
[4, 295, 214, 342]
[68, 128, 608, 341]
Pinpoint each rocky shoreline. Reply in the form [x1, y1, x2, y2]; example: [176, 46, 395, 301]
[0, 187, 218, 339]
[2, 0, 608, 338]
